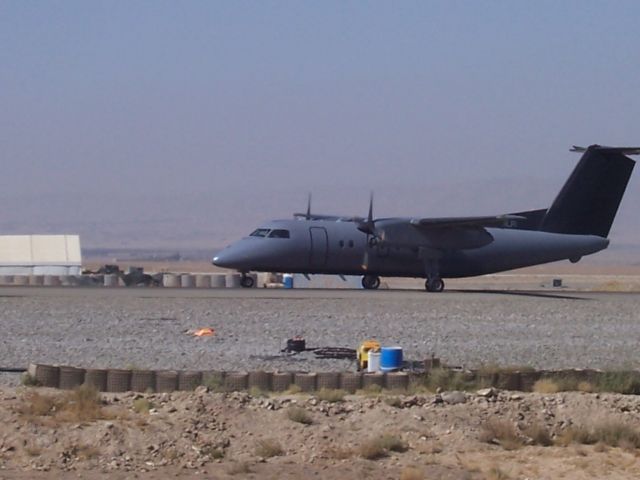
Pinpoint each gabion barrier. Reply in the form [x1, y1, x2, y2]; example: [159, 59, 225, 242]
[58, 366, 85, 390]
[316, 372, 340, 390]
[107, 369, 131, 393]
[248, 371, 272, 391]
[156, 370, 179, 392]
[179, 371, 202, 391]
[26, 364, 640, 395]
[294, 372, 317, 392]
[131, 370, 156, 392]
[84, 368, 107, 391]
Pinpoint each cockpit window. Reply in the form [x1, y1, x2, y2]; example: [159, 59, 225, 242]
[250, 228, 270, 237]
[267, 229, 290, 239]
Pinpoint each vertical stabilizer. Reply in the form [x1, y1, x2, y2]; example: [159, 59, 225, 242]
[541, 145, 636, 238]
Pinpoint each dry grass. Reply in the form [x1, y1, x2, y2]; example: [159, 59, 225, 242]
[315, 388, 346, 403]
[479, 419, 523, 450]
[285, 384, 302, 394]
[560, 420, 640, 449]
[20, 373, 40, 387]
[532, 378, 560, 394]
[227, 461, 252, 475]
[248, 386, 268, 398]
[255, 438, 284, 458]
[426, 368, 478, 392]
[286, 406, 313, 425]
[524, 422, 553, 447]
[19, 385, 104, 423]
[399, 466, 424, 480]
[357, 384, 383, 396]
[486, 466, 511, 480]
[384, 396, 402, 408]
[323, 446, 353, 460]
[359, 434, 408, 460]
[577, 381, 595, 393]
[132, 398, 153, 414]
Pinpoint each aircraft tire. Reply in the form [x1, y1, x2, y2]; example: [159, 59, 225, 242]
[361, 275, 381, 290]
[425, 278, 444, 292]
[240, 275, 255, 288]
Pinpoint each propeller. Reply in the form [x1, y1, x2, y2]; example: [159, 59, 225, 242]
[356, 192, 375, 235]
[293, 193, 312, 220]
[358, 193, 376, 271]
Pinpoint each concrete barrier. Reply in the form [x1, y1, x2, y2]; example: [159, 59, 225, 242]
[162, 274, 180, 288]
[194, 274, 211, 288]
[104, 274, 119, 287]
[211, 274, 226, 288]
[225, 273, 241, 288]
[43, 275, 61, 287]
[29, 275, 45, 286]
[180, 274, 195, 288]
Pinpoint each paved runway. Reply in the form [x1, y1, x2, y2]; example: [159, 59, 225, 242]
[1, 287, 639, 386]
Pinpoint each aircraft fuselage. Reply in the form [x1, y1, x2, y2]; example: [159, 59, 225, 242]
[213, 219, 608, 279]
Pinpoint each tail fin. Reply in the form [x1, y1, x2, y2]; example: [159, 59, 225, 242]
[540, 145, 637, 237]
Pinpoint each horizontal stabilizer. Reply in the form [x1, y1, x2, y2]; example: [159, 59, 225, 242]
[571, 145, 640, 155]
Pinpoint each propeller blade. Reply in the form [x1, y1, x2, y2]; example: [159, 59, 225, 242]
[357, 192, 376, 234]
[306, 193, 311, 220]
[367, 192, 373, 224]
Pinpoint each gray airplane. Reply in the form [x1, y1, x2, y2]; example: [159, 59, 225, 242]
[213, 145, 637, 291]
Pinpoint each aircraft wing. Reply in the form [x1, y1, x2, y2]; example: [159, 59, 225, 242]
[409, 214, 525, 229]
[293, 213, 364, 222]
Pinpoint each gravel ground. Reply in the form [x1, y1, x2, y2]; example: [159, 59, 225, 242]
[1, 286, 639, 386]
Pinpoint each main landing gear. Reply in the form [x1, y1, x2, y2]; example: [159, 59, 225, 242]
[240, 273, 255, 288]
[425, 277, 445, 292]
[421, 253, 445, 292]
[361, 274, 381, 290]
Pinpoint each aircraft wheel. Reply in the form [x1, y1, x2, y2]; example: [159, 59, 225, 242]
[361, 274, 381, 290]
[240, 274, 255, 288]
[425, 278, 444, 292]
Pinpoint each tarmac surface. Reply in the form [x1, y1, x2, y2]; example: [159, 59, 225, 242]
[1, 286, 639, 386]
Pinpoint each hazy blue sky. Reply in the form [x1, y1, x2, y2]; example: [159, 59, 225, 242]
[1, 1, 639, 246]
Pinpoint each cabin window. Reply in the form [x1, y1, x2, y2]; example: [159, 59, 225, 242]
[338, 240, 344, 248]
[250, 228, 270, 237]
[348, 240, 354, 248]
[268, 229, 290, 239]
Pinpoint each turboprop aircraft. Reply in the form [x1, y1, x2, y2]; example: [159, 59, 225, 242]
[213, 145, 637, 291]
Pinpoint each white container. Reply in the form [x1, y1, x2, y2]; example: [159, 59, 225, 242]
[367, 351, 381, 373]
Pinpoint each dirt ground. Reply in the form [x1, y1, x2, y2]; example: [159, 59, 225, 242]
[1, 386, 640, 480]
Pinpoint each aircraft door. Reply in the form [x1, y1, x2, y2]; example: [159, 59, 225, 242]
[309, 227, 328, 269]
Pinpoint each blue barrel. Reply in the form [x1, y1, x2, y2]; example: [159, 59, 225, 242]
[283, 274, 293, 289]
[380, 346, 403, 372]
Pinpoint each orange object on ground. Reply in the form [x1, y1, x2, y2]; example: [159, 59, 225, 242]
[193, 328, 215, 337]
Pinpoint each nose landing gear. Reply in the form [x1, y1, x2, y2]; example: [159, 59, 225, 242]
[361, 274, 381, 290]
[240, 273, 255, 288]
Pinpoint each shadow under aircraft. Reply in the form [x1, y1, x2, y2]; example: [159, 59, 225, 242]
[213, 145, 637, 292]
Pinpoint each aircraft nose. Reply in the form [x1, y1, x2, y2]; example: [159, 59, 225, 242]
[212, 244, 253, 270]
